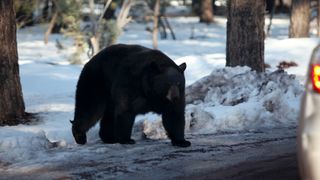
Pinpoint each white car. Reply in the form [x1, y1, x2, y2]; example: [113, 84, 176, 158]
[298, 44, 320, 180]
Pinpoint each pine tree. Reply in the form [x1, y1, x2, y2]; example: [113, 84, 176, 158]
[226, 0, 265, 72]
[0, 0, 26, 125]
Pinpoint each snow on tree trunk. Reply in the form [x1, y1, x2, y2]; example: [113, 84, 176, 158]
[226, 0, 265, 73]
[0, 0, 25, 125]
[289, 0, 310, 38]
[200, 0, 214, 23]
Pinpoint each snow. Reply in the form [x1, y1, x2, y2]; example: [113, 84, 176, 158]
[187, 67, 302, 131]
[0, 15, 319, 177]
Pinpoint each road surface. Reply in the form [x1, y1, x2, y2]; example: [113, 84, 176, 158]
[1, 127, 300, 180]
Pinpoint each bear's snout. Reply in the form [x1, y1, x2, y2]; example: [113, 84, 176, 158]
[166, 85, 180, 103]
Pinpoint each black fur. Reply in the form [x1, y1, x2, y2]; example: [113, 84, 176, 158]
[72, 44, 190, 147]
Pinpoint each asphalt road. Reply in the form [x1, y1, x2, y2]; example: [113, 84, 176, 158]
[1, 127, 300, 180]
[118, 128, 300, 180]
[179, 153, 299, 180]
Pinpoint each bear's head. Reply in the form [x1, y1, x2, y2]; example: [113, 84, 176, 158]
[150, 62, 187, 103]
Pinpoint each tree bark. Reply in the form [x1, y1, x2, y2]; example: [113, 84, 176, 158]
[226, 0, 265, 72]
[200, 0, 214, 23]
[289, 0, 310, 38]
[0, 0, 25, 125]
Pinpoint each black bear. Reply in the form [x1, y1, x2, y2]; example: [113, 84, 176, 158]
[71, 44, 191, 147]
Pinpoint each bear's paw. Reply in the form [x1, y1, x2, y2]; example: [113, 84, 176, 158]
[171, 140, 191, 147]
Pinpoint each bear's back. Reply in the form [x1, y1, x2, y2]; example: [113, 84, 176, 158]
[87, 44, 180, 74]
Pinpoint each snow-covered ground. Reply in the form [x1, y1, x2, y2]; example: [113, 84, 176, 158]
[0, 15, 319, 178]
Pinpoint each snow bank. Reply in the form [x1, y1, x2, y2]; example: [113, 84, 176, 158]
[143, 66, 303, 139]
[0, 127, 54, 162]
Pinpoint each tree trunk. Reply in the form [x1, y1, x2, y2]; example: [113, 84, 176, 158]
[42, 0, 50, 21]
[289, 0, 310, 38]
[153, 0, 160, 49]
[192, 0, 201, 15]
[200, 0, 214, 23]
[116, 0, 133, 32]
[266, 0, 275, 37]
[0, 0, 25, 125]
[226, 0, 265, 72]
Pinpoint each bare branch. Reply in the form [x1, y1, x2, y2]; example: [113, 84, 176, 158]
[44, 11, 58, 44]
[117, 0, 133, 29]
[98, 0, 113, 23]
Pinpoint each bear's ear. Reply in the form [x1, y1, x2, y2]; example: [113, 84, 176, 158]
[179, 62, 187, 72]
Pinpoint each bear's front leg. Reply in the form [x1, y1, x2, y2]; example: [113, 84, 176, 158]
[162, 107, 191, 148]
[114, 99, 136, 145]
[99, 105, 118, 144]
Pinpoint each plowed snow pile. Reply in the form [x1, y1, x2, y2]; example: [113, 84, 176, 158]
[143, 66, 303, 139]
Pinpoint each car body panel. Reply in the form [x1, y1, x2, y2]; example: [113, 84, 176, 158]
[298, 45, 320, 180]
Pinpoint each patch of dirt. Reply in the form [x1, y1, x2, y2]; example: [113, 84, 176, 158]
[277, 61, 298, 70]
